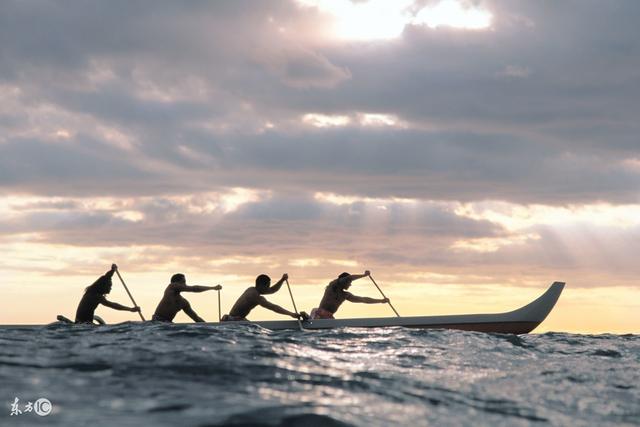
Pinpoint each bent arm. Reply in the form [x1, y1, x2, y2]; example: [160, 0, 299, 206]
[263, 278, 285, 295]
[258, 297, 296, 317]
[101, 298, 134, 311]
[345, 293, 386, 304]
[104, 264, 117, 280]
[183, 303, 205, 322]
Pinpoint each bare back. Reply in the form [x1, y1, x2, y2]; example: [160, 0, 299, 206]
[75, 293, 105, 323]
[228, 288, 263, 318]
[153, 284, 190, 322]
[318, 281, 351, 314]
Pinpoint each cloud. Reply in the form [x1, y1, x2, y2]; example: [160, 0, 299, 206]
[3, 192, 640, 289]
[261, 48, 352, 89]
[0, 192, 505, 245]
[1, 1, 638, 203]
[2, 0, 640, 304]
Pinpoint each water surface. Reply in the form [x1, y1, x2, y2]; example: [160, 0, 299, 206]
[1, 323, 638, 426]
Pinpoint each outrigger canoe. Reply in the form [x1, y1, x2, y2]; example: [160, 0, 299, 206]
[238, 281, 565, 334]
[4, 282, 564, 334]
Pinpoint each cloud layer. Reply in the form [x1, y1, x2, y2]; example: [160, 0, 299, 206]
[1, 0, 639, 201]
[2, 0, 640, 326]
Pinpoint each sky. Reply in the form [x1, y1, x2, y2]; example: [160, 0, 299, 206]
[1, 0, 639, 332]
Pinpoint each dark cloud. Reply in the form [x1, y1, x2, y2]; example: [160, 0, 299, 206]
[265, 48, 352, 89]
[0, 193, 505, 247]
[0, 136, 157, 193]
[1, 0, 638, 202]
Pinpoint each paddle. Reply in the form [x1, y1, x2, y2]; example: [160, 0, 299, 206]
[115, 269, 146, 321]
[217, 288, 222, 322]
[369, 275, 400, 317]
[284, 278, 304, 331]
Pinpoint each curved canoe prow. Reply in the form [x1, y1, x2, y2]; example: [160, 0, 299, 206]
[479, 281, 564, 334]
[506, 281, 565, 323]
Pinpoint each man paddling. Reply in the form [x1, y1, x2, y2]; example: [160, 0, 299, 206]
[309, 271, 389, 319]
[152, 274, 222, 322]
[222, 273, 305, 321]
[75, 264, 141, 323]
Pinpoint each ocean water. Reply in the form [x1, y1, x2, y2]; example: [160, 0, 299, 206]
[0, 323, 638, 427]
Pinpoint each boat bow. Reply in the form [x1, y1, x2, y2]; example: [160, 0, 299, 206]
[503, 281, 565, 323]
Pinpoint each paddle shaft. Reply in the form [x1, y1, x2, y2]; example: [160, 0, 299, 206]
[217, 289, 221, 322]
[369, 275, 400, 317]
[284, 279, 303, 331]
[115, 270, 146, 321]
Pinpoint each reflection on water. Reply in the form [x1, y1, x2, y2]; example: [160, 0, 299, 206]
[0, 323, 638, 426]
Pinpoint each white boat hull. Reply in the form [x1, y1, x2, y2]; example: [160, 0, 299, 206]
[218, 281, 565, 334]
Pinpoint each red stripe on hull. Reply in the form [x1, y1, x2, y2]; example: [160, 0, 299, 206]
[406, 321, 540, 334]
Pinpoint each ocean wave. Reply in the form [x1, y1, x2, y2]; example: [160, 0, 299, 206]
[0, 325, 638, 426]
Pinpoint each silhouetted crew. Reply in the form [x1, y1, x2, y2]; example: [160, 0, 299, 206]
[222, 273, 304, 321]
[310, 270, 389, 319]
[152, 273, 221, 322]
[75, 264, 141, 323]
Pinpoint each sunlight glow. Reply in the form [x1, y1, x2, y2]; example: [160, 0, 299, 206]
[0, 189, 265, 222]
[206, 256, 274, 267]
[414, 0, 492, 30]
[455, 202, 640, 231]
[113, 211, 145, 222]
[359, 113, 404, 127]
[290, 258, 322, 267]
[302, 112, 405, 128]
[314, 192, 418, 206]
[451, 233, 541, 253]
[622, 157, 640, 172]
[289, 258, 359, 268]
[297, 0, 492, 41]
[99, 125, 136, 151]
[219, 188, 263, 213]
[54, 129, 72, 139]
[302, 113, 351, 127]
[298, 0, 413, 40]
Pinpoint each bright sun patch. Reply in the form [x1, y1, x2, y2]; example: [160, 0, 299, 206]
[297, 0, 492, 41]
[359, 113, 403, 127]
[302, 112, 405, 128]
[414, 0, 492, 30]
[302, 113, 351, 127]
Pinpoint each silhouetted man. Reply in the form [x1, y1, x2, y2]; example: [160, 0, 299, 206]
[222, 273, 303, 321]
[152, 273, 221, 322]
[75, 264, 140, 323]
[310, 270, 389, 319]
